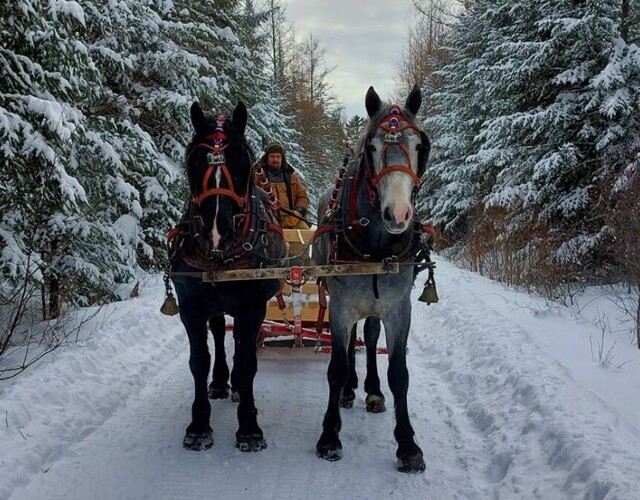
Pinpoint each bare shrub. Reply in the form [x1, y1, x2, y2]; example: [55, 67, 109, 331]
[460, 205, 582, 302]
[0, 260, 104, 380]
[607, 161, 640, 348]
[589, 312, 617, 365]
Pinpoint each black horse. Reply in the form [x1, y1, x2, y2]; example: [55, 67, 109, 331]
[169, 101, 285, 452]
[313, 85, 431, 472]
[207, 315, 239, 401]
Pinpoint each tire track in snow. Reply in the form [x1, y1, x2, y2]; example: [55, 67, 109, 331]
[409, 261, 640, 499]
[7, 337, 433, 499]
[5, 267, 640, 499]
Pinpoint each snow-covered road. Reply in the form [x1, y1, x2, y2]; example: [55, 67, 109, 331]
[2, 260, 639, 500]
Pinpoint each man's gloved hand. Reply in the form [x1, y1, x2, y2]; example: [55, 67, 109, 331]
[282, 215, 295, 228]
[420, 231, 434, 249]
[280, 207, 309, 229]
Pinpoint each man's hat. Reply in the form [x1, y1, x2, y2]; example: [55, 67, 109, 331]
[265, 142, 285, 155]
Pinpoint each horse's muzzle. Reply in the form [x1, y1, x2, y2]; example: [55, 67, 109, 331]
[384, 222, 411, 234]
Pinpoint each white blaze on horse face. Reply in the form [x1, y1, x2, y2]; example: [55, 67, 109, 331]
[210, 167, 223, 248]
[384, 176, 414, 230]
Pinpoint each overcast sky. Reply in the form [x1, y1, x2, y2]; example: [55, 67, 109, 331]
[284, 0, 415, 119]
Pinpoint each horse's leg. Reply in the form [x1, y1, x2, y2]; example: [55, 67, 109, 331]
[208, 315, 230, 399]
[363, 317, 386, 413]
[384, 311, 425, 473]
[180, 300, 213, 451]
[233, 307, 267, 452]
[340, 323, 358, 408]
[316, 312, 353, 461]
[229, 334, 241, 402]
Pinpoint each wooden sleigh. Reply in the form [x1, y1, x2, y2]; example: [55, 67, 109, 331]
[203, 229, 394, 353]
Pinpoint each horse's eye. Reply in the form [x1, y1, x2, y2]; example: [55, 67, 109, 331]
[369, 144, 376, 152]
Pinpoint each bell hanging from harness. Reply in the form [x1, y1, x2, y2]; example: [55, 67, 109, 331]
[161, 293, 180, 316]
[160, 270, 180, 316]
[418, 265, 439, 305]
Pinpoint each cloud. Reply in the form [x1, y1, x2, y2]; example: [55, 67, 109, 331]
[285, 0, 414, 118]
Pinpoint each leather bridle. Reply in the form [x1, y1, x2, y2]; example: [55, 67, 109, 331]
[364, 105, 423, 191]
[188, 115, 250, 209]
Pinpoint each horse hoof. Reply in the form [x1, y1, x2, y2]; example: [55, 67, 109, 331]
[397, 452, 425, 473]
[236, 435, 267, 452]
[340, 388, 355, 409]
[230, 390, 240, 403]
[183, 431, 214, 451]
[365, 394, 386, 413]
[339, 396, 354, 409]
[208, 385, 230, 399]
[316, 436, 343, 461]
[316, 443, 343, 461]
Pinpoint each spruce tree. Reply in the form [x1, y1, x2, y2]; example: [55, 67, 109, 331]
[0, 0, 130, 314]
[421, 0, 640, 284]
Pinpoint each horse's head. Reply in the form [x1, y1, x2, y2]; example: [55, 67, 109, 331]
[185, 101, 254, 256]
[362, 85, 430, 234]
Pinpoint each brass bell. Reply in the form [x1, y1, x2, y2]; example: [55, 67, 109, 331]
[160, 293, 180, 316]
[418, 277, 439, 305]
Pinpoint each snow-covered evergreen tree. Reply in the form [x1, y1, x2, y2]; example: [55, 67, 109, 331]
[79, 0, 182, 269]
[421, 0, 640, 284]
[131, 0, 303, 200]
[0, 0, 339, 319]
[0, 0, 134, 313]
[420, 0, 505, 237]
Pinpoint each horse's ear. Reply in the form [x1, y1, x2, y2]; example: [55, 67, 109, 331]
[190, 102, 205, 133]
[405, 85, 422, 116]
[232, 101, 247, 135]
[365, 86, 382, 118]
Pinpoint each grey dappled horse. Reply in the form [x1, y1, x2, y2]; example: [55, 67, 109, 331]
[313, 85, 430, 473]
[169, 102, 285, 452]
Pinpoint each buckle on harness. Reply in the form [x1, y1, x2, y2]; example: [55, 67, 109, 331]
[207, 249, 224, 261]
[382, 256, 397, 273]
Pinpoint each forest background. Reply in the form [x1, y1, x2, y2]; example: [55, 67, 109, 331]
[1, 0, 639, 376]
